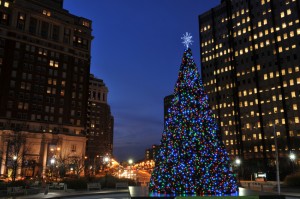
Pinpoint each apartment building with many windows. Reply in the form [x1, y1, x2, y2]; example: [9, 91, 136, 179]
[199, 0, 300, 179]
[0, 0, 92, 178]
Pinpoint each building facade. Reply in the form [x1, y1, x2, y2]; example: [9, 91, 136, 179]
[86, 74, 114, 173]
[199, 0, 300, 178]
[0, 0, 92, 178]
[145, 145, 160, 160]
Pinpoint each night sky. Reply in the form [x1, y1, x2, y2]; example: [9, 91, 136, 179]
[64, 0, 220, 162]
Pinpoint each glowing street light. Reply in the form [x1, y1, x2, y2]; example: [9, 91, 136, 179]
[128, 159, 133, 179]
[104, 156, 110, 164]
[128, 159, 133, 165]
[289, 153, 296, 161]
[290, 153, 296, 173]
[103, 156, 110, 188]
[235, 158, 241, 166]
[12, 155, 18, 182]
[50, 158, 55, 165]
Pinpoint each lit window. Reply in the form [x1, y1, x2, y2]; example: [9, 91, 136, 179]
[258, 21, 262, 27]
[291, 91, 296, 98]
[43, 10, 51, 16]
[265, 29, 269, 35]
[293, 104, 298, 110]
[254, 146, 258, 152]
[263, 19, 267, 25]
[290, 79, 294, 86]
[287, 9, 291, 15]
[253, 134, 257, 140]
[82, 20, 90, 27]
[277, 36, 281, 42]
[282, 23, 286, 28]
[49, 60, 54, 67]
[4, 2, 9, 7]
[295, 117, 299, 124]
[280, 12, 285, 18]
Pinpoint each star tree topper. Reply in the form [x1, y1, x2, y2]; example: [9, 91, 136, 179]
[181, 32, 193, 49]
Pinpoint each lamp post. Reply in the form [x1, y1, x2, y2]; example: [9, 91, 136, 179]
[289, 153, 296, 173]
[103, 156, 110, 188]
[128, 159, 133, 179]
[235, 157, 241, 185]
[12, 155, 17, 182]
[50, 158, 55, 180]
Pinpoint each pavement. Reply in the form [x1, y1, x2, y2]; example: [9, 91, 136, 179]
[0, 186, 299, 199]
[1, 188, 130, 199]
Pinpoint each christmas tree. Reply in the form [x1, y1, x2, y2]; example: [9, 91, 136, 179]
[149, 33, 237, 195]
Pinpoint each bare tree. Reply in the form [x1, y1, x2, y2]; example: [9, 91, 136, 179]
[53, 152, 70, 179]
[69, 156, 85, 178]
[5, 131, 31, 181]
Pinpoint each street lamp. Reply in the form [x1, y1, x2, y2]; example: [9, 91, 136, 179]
[289, 153, 296, 161]
[128, 159, 133, 179]
[235, 157, 241, 185]
[289, 153, 296, 173]
[50, 158, 55, 180]
[103, 156, 110, 188]
[235, 158, 241, 166]
[12, 155, 17, 182]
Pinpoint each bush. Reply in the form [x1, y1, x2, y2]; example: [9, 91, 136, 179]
[63, 178, 88, 190]
[284, 171, 300, 187]
[7, 180, 26, 187]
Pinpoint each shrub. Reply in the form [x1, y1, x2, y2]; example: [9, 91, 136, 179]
[63, 178, 88, 190]
[284, 171, 300, 187]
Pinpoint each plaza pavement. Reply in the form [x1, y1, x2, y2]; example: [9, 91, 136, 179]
[1, 188, 130, 199]
[1, 187, 299, 199]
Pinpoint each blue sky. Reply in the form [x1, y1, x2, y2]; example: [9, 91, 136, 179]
[64, 0, 220, 162]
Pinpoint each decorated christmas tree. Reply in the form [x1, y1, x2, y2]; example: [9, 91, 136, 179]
[149, 33, 238, 195]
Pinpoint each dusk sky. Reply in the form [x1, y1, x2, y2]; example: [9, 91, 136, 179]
[64, 0, 220, 162]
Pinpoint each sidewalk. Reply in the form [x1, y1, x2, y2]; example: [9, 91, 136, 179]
[3, 188, 129, 199]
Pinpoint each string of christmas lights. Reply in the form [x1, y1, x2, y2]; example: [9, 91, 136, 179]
[149, 48, 238, 195]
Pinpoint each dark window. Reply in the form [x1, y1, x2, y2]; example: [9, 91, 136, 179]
[52, 25, 60, 41]
[41, 21, 49, 38]
[29, 17, 38, 34]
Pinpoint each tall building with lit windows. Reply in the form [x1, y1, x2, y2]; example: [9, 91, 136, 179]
[199, 0, 300, 179]
[86, 74, 114, 171]
[0, 0, 92, 178]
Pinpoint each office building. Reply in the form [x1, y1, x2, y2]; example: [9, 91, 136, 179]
[145, 145, 160, 160]
[0, 0, 92, 178]
[199, 0, 300, 178]
[85, 74, 114, 172]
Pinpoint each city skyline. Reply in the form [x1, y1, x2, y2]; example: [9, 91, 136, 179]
[64, 0, 220, 161]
